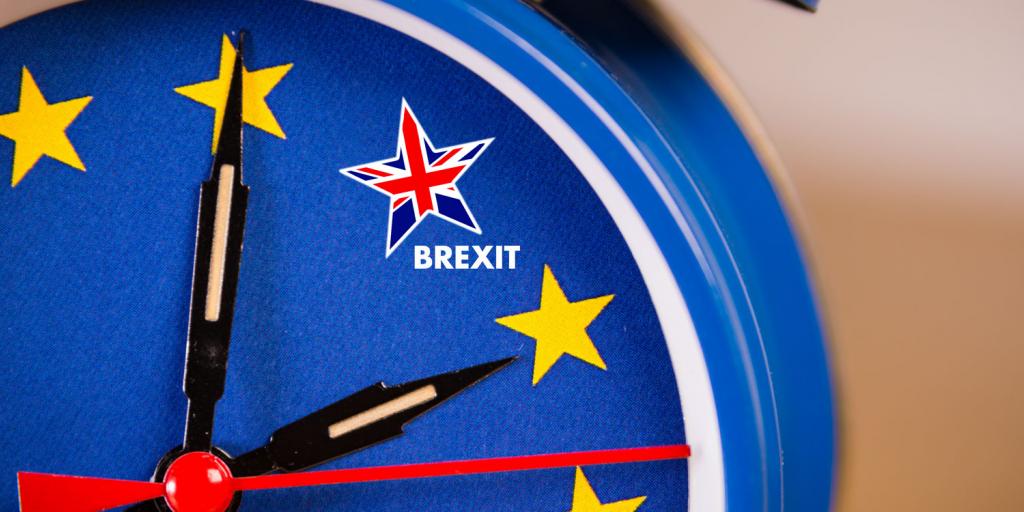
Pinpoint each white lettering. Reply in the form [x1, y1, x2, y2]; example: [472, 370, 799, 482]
[454, 245, 470, 269]
[412, 245, 520, 270]
[504, 245, 520, 270]
[414, 246, 431, 269]
[435, 246, 453, 269]
[471, 246, 493, 269]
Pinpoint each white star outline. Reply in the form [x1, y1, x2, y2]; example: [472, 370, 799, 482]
[340, 99, 494, 258]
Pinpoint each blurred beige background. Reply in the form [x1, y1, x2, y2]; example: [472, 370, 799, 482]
[649, 0, 1024, 510]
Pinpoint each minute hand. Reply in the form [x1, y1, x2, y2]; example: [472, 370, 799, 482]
[182, 34, 249, 453]
[230, 357, 516, 476]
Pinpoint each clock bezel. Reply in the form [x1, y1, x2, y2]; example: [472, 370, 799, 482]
[0, 1, 836, 511]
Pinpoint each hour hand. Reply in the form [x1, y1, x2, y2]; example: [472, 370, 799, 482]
[230, 357, 515, 476]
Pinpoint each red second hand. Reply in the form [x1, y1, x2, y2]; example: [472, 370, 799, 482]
[234, 444, 690, 492]
[17, 444, 690, 512]
[17, 472, 163, 512]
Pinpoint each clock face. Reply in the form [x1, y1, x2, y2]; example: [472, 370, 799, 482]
[0, 1, 730, 511]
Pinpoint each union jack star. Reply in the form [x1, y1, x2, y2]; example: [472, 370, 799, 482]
[340, 99, 493, 257]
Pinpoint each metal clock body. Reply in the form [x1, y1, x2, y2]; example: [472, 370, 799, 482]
[0, 1, 834, 511]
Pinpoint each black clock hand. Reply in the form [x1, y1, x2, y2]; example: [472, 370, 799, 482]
[119, 33, 251, 512]
[181, 32, 249, 453]
[121, 358, 517, 512]
[229, 357, 516, 477]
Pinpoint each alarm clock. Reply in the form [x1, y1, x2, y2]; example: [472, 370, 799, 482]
[0, 1, 834, 511]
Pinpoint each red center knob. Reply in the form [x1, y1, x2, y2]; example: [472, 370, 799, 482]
[163, 451, 235, 512]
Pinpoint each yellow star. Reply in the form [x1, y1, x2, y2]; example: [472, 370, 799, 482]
[175, 34, 293, 152]
[569, 467, 647, 512]
[0, 67, 92, 187]
[496, 265, 614, 385]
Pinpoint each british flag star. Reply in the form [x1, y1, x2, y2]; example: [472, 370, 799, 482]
[340, 99, 493, 257]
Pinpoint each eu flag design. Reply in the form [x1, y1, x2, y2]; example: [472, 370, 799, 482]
[340, 99, 492, 257]
[0, 2, 689, 511]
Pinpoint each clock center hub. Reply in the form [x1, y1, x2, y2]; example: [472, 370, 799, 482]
[162, 451, 235, 512]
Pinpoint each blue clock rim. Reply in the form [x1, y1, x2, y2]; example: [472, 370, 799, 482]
[361, 0, 837, 511]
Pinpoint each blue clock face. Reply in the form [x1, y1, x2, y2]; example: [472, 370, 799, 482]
[0, 1, 726, 511]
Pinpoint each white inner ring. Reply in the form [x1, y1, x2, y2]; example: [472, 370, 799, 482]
[314, 1, 726, 510]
